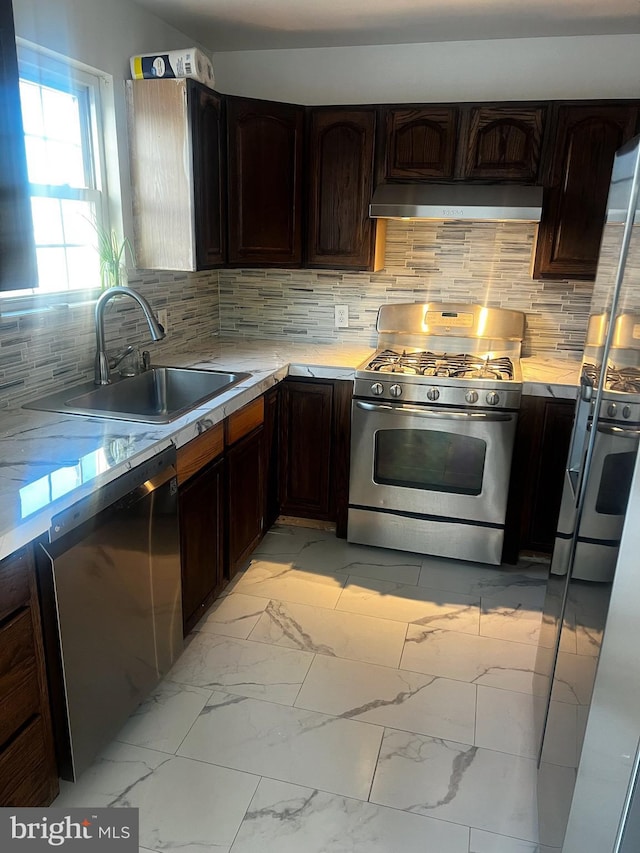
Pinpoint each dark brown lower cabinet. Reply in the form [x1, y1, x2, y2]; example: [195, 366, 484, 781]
[227, 426, 265, 577]
[279, 378, 352, 537]
[179, 457, 225, 634]
[503, 395, 575, 563]
[0, 546, 58, 806]
[263, 386, 281, 529]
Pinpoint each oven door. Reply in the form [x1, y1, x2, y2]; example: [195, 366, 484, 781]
[580, 421, 640, 542]
[349, 399, 518, 526]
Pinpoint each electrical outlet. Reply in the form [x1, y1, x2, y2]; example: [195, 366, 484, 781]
[335, 305, 349, 328]
[157, 309, 168, 332]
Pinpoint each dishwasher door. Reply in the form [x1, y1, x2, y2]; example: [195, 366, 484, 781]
[38, 445, 182, 781]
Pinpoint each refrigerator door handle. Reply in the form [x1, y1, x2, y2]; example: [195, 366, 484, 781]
[566, 373, 594, 498]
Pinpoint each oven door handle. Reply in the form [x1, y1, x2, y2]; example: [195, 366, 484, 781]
[596, 423, 640, 438]
[354, 400, 513, 422]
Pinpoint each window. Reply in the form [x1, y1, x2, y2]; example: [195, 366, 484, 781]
[7, 47, 109, 298]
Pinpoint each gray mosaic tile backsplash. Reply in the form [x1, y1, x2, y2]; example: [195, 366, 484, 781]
[0, 270, 220, 410]
[219, 221, 593, 357]
[0, 220, 597, 412]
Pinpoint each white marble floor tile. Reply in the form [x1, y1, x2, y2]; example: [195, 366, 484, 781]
[231, 558, 347, 607]
[197, 593, 270, 639]
[550, 651, 598, 706]
[295, 655, 476, 744]
[336, 576, 480, 633]
[480, 596, 544, 646]
[115, 680, 211, 754]
[166, 632, 313, 705]
[229, 777, 470, 853]
[470, 828, 560, 852]
[55, 740, 258, 853]
[369, 730, 574, 846]
[177, 691, 384, 801]
[248, 599, 407, 667]
[293, 537, 422, 585]
[418, 556, 547, 599]
[401, 627, 552, 695]
[476, 686, 577, 765]
[251, 524, 336, 557]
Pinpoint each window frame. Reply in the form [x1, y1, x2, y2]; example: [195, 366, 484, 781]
[1, 44, 112, 312]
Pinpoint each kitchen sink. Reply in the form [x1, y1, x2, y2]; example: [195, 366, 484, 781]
[24, 367, 251, 423]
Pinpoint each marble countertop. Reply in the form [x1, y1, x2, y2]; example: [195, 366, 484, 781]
[0, 338, 579, 562]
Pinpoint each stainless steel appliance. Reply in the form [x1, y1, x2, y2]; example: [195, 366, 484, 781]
[535, 134, 640, 850]
[38, 446, 183, 781]
[552, 313, 640, 582]
[348, 302, 525, 564]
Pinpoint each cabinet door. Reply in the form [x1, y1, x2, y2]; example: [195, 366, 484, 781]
[458, 105, 547, 181]
[280, 380, 334, 519]
[190, 82, 225, 268]
[306, 108, 377, 270]
[179, 457, 225, 633]
[227, 97, 303, 266]
[534, 103, 639, 281]
[382, 107, 458, 180]
[0, 1, 37, 291]
[503, 396, 574, 562]
[227, 427, 265, 576]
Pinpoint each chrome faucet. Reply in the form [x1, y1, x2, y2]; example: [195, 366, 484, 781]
[94, 286, 165, 384]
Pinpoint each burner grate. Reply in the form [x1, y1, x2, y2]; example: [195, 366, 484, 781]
[366, 349, 514, 380]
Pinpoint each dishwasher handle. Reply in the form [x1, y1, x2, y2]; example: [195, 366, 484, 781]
[49, 444, 177, 542]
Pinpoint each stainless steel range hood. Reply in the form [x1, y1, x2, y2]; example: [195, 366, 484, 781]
[369, 183, 543, 221]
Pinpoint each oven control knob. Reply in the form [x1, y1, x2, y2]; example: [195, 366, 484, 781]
[426, 387, 440, 401]
[389, 384, 403, 398]
[623, 405, 632, 419]
[486, 391, 500, 406]
[607, 403, 617, 418]
[371, 382, 384, 396]
[465, 390, 479, 404]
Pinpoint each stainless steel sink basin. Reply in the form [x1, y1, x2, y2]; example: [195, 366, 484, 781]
[24, 367, 251, 423]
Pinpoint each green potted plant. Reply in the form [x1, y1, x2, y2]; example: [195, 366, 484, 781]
[90, 219, 135, 290]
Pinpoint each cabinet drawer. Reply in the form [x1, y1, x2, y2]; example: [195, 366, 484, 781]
[0, 548, 31, 622]
[226, 397, 264, 445]
[0, 609, 40, 747]
[0, 716, 53, 807]
[176, 422, 224, 486]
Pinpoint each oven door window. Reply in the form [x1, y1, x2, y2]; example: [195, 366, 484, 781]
[374, 428, 486, 495]
[595, 450, 636, 515]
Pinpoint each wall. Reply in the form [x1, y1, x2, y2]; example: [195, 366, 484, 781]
[219, 220, 593, 357]
[212, 35, 640, 105]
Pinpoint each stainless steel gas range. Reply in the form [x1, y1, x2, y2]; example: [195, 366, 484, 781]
[348, 302, 525, 565]
[552, 312, 640, 582]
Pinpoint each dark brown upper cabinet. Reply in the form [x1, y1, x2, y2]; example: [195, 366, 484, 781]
[533, 102, 639, 281]
[226, 96, 303, 267]
[306, 107, 383, 270]
[382, 107, 458, 180]
[457, 104, 547, 182]
[0, 0, 37, 291]
[127, 79, 225, 270]
[191, 85, 226, 268]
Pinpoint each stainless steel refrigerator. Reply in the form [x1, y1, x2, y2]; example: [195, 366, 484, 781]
[535, 134, 640, 850]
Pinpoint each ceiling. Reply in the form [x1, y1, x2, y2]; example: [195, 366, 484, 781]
[131, 0, 640, 52]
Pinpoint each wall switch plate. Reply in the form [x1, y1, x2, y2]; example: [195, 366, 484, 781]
[157, 309, 168, 332]
[335, 305, 349, 328]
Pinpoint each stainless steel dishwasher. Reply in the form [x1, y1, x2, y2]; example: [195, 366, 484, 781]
[37, 445, 182, 781]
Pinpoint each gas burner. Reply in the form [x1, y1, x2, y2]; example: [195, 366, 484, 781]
[365, 350, 514, 381]
[607, 367, 640, 394]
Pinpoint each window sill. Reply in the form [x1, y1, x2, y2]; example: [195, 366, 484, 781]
[0, 289, 101, 319]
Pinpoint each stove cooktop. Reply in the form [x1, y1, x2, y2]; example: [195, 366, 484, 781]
[365, 349, 515, 381]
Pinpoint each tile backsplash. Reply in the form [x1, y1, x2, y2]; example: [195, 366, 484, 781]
[219, 221, 593, 357]
[0, 220, 594, 412]
[0, 270, 219, 410]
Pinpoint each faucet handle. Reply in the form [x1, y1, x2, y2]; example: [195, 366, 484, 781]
[142, 350, 151, 372]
